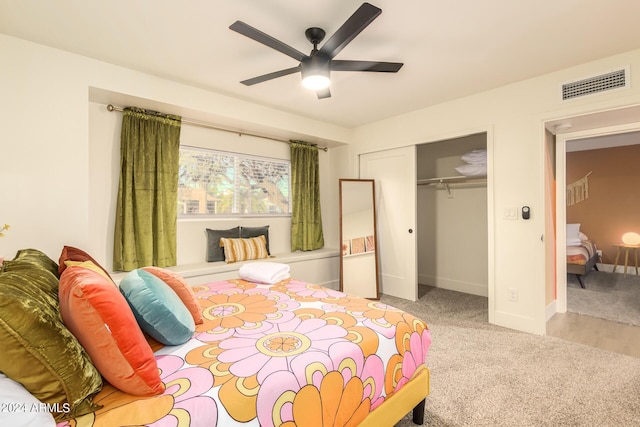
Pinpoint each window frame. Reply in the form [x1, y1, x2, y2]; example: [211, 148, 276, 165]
[177, 145, 291, 218]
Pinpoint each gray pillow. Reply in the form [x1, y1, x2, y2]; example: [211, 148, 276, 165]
[206, 227, 240, 262]
[240, 225, 270, 255]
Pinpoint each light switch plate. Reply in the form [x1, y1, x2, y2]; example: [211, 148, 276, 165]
[503, 207, 517, 219]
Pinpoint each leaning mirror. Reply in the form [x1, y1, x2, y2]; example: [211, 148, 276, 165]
[339, 179, 380, 299]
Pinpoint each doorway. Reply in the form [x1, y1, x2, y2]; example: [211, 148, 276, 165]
[545, 107, 640, 356]
[544, 104, 640, 325]
[416, 133, 489, 298]
[554, 123, 640, 314]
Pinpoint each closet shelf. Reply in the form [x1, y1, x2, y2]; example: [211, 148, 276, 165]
[417, 176, 486, 186]
[417, 176, 486, 196]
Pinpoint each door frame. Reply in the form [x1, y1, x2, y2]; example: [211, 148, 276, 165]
[554, 121, 640, 313]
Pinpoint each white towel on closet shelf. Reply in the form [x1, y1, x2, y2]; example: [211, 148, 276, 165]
[239, 262, 290, 284]
[461, 149, 487, 164]
[455, 163, 487, 177]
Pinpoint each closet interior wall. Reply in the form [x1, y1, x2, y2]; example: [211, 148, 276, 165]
[417, 133, 489, 296]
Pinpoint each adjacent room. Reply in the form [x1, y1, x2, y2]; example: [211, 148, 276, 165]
[547, 130, 640, 353]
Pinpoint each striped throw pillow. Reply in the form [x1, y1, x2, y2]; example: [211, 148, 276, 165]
[219, 235, 268, 263]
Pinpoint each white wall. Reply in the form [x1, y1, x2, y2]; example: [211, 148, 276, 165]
[4, 32, 640, 335]
[348, 49, 640, 334]
[417, 185, 488, 295]
[0, 34, 345, 269]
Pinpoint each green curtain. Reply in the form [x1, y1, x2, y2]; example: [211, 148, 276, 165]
[113, 107, 182, 271]
[290, 141, 324, 251]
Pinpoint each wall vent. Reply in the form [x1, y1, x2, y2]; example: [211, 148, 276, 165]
[562, 68, 628, 100]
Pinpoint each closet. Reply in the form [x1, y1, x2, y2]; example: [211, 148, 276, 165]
[416, 133, 488, 296]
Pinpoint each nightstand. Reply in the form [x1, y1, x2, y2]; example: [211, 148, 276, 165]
[612, 243, 640, 276]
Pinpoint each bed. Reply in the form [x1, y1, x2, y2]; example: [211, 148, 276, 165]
[0, 249, 431, 427]
[58, 279, 431, 426]
[567, 233, 599, 289]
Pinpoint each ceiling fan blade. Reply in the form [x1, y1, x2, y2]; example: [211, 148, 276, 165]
[331, 60, 403, 72]
[317, 87, 331, 99]
[319, 2, 381, 59]
[230, 21, 306, 62]
[240, 65, 301, 86]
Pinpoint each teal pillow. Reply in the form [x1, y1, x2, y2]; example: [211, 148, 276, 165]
[119, 269, 195, 345]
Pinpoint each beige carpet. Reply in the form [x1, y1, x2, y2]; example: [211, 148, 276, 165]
[384, 286, 640, 427]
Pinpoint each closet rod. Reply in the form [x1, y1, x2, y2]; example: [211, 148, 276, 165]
[106, 104, 328, 152]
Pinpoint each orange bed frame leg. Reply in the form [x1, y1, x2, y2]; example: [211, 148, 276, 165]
[412, 399, 425, 424]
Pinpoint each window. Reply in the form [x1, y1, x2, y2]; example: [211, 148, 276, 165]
[178, 146, 290, 216]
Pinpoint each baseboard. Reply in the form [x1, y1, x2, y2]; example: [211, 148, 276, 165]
[596, 262, 614, 273]
[493, 309, 543, 335]
[597, 262, 639, 274]
[545, 300, 557, 322]
[418, 273, 488, 297]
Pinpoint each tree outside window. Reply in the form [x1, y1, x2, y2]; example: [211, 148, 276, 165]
[178, 147, 290, 216]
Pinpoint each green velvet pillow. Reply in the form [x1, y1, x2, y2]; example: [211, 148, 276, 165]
[0, 269, 102, 421]
[120, 269, 196, 345]
[2, 248, 60, 278]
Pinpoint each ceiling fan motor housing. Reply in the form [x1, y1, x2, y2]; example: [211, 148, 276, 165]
[302, 54, 330, 77]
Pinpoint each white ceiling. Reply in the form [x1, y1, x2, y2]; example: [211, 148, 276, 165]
[2, 0, 640, 128]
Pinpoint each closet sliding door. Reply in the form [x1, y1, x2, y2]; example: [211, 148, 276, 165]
[360, 146, 418, 301]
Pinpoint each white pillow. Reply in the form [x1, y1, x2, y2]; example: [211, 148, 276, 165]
[461, 149, 487, 164]
[455, 163, 487, 177]
[0, 373, 56, 427]
[566, 223, 582, 246]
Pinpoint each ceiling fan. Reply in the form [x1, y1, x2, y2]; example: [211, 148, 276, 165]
[229, 2, 403, 99]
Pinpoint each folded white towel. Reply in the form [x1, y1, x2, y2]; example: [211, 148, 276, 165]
[239, 262, 290, 284]
[455, 163, 487, 177]
[461, 149, 487, 164]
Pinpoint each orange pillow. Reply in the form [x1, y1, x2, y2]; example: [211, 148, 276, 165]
[142, 267, 203, 324]
[59, 263, 164, 396]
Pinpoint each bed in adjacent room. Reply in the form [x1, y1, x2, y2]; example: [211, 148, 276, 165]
[566, 224, 599, 288]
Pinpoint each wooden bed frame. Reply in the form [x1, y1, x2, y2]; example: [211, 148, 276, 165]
[567, 252, 599, 288]
[360, 369, 430, 426]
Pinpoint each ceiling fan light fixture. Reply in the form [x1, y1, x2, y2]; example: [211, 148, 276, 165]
[302, 73, 330, 90]
[301, 56, 331, 90]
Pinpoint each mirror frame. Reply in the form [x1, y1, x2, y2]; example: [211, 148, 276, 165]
[339, 178, 380, 299]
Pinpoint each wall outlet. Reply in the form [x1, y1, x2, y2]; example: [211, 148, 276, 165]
[596, 249, 603, 258]
[508, 288, 518, 302]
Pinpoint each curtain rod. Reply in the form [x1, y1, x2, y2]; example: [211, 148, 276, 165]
[106, 104, 327, 152]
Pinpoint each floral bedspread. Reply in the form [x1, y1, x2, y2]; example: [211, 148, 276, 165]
[57, 278, 431, 427]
